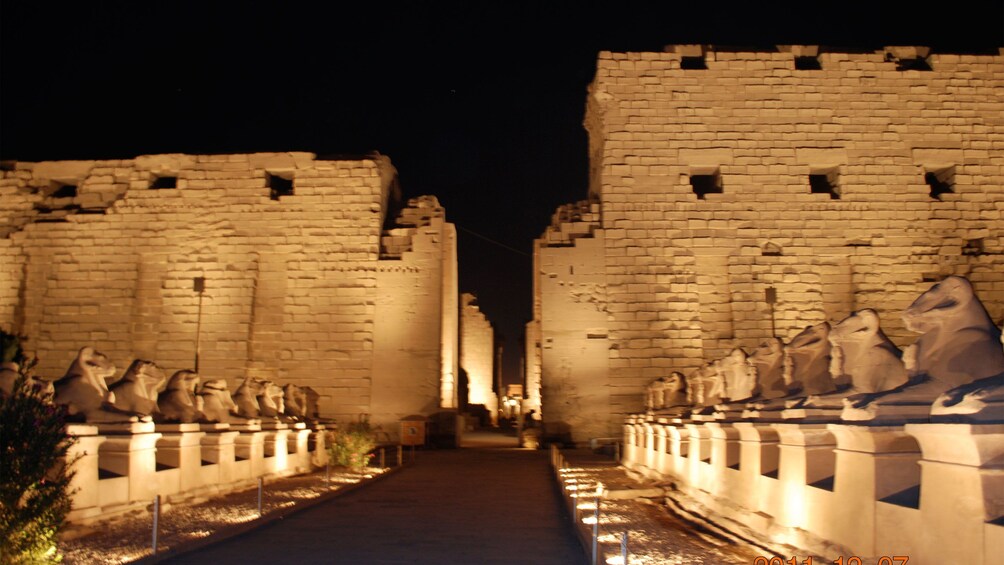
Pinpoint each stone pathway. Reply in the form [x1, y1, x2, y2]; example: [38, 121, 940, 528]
[156, 431, 586, 564]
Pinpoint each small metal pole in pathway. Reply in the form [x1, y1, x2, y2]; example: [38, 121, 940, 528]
[257, 477, 264, 517]
[151, 494, 160, 555]
[620, 529, 629, 564]
[397, 444, 403, 466]
[591, 486, 602, 565]
[379, 447, 386, 468]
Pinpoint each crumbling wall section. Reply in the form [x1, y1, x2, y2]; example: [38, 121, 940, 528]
[373, 196, 458, 438]
[535, 201, 609, 443]
[547, 46, 1004, 437]
[460, 292, 496, 417]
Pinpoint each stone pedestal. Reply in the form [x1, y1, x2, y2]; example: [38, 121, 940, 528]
[826, 424, 922, 556]
[309, 424, 328, 468]
[706, 422, 740, 469]
[706, 422, 741, 498]
[65, 424, 105, 521]
[263, 428, 292, 474]
[662, 422, 690, 478]
[234, 430, 266, 478]
[771, 424, 836, 528]
[651, 423, 669, 475]
[733, 422, 780, 513]
[229, 420, 262, 432]
[685, 423, 713, 491]
[642, 422, 660, 472]
[200, 430, 240, 485]
[780, 406, 842, 423]
[905, 423, 1004, 565]
[287, 424, 311, 472]
[95, 422, 161, 502]
[155, 423, 207, 493]
[624, 421, 645, 466]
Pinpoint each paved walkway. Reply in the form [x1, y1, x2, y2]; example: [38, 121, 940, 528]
[160, 430, 586, 564]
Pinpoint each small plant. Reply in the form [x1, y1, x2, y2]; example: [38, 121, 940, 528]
[0, 330, 77, 564]
[326, 420, 376, 473]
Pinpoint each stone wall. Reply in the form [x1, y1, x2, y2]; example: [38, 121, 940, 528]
[535, 201, 609, 442]
[374, 196, 459, 429]
[460, 292, 496, 418]
[0, 153, 458, 439]
[536, 46, 1004, 444]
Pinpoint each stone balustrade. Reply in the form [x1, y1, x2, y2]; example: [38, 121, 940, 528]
[63, 421, 328, 526]
[622, 414, 1003, 565]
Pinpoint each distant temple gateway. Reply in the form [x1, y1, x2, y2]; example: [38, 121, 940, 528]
[529, 45, 1004, 445]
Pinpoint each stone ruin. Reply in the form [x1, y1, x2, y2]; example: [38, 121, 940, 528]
[643, 276, 1004, 422]
[3, 344, 334, 527]
[0, 152, 461, 442]
[48, 346, 322, 426]
[627, 275, 1004, 564]
[531, 45, 1004, 447]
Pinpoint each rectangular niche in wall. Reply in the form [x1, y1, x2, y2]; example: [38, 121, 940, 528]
[689, 168, 722, 199]
[809, 167, 840, 199]
[794, 55, 821, 70]
[267, 172, 294, 200]
[48, 181, 78, 198]
[150, 174, 177, 189]
[925, 166, 955, 200]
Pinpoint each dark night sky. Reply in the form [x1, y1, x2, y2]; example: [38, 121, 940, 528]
[2, 1, 1002, 384]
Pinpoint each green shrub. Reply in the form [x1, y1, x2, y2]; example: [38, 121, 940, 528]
[326, 421, 376, 473]
[0, 331, 77, 564]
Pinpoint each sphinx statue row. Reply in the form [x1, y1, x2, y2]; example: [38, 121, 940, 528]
[0, 348, 316, 425]
[645, 276, 1004, 422]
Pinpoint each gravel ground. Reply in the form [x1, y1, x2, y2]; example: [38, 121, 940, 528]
[59, 451, 766, 565]
[557, 452, 766, 565]
[57, 469, 384, 564]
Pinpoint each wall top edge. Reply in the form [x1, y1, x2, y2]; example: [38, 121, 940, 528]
[2, 151, 393, 170]
[598, 45, 1004, 58]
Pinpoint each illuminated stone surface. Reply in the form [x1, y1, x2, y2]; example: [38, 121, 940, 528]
[534, 46, 1004, 442]
[1, 153, 459, 439]
[460, 292, 497, 419]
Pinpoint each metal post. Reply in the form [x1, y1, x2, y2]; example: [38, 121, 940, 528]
[152, 495, 160, 555]
[380, 447, 386, 468]
[591, 492, 601, 565]
[571, 479, 579, 522]
[621, 529, 629, 563]
[193, 277, 205, 373]
[397, 444, 403, 466]
[615, 441, 621, 463]
[257, 477, 263, 517]
[325, 462, 330, 486]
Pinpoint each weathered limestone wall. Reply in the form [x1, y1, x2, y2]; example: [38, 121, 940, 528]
[460, 292, 496, 417]
[537, 46, 1004, 443]
[523, 319, 542, 416]
[1, 153, 457, 433]
[373, 196, 459, 434]
[535, 201, 609, 443]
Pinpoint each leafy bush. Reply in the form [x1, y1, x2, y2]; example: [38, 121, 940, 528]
[326, 421, 376, 473]
[0, 331, 77, 564]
